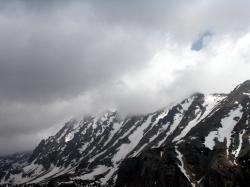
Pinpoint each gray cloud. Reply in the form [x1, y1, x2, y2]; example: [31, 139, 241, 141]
[1, 0, 250, 155]
[0, 3, 161, 103]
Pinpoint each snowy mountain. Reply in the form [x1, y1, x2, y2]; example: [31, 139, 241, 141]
[1, 80, 250, 186]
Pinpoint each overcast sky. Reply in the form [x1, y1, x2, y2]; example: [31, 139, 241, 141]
[1, 0, 250, 155]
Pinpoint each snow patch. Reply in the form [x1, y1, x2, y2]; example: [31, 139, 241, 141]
[112, 115, 153, 164]
[243, 92, 250, 96]
[204, 105, 243, 151]
[77, 165, 109, 180]
[100, 166, 117, 184]
[175, 147, 194, 187]
[103, 121, 123, 147]
[157, 113, 183, 146]
[65, 132, 74, 142]
[233, 130, 245, 158]
[174, 94, 226, 142]
[29, 165, 62, 183]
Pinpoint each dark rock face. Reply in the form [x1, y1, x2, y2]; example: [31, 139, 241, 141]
[1, 80, 250, 187]
[115, 148, 191, 187]
[116, 144, 250, 187]
[0, 152, 31, 183]
[199, 143, 248, 187]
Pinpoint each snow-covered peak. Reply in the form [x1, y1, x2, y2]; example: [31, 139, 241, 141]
[2, 81, 250, 186]
[231, 80, 250, 97]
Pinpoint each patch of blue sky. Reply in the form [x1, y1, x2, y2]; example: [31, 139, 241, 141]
[191, 31, 213, 51]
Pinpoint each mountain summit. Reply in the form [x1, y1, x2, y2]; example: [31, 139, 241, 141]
[1, 81, 250, 186]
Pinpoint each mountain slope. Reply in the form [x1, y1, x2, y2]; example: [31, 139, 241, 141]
[1, 80, 250, 187]
[116, 80, 250, 187]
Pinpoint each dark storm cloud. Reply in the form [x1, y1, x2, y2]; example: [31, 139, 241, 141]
[0, 2, 161, 103]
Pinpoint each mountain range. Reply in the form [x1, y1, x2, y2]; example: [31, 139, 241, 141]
[1, 80, 250, 187]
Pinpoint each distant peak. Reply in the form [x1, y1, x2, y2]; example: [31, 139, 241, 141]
[241, 80, 250, 87]
[234, 80, 250, 92]
[191, 92, 204, 97]
[103, 109, 117, 115]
